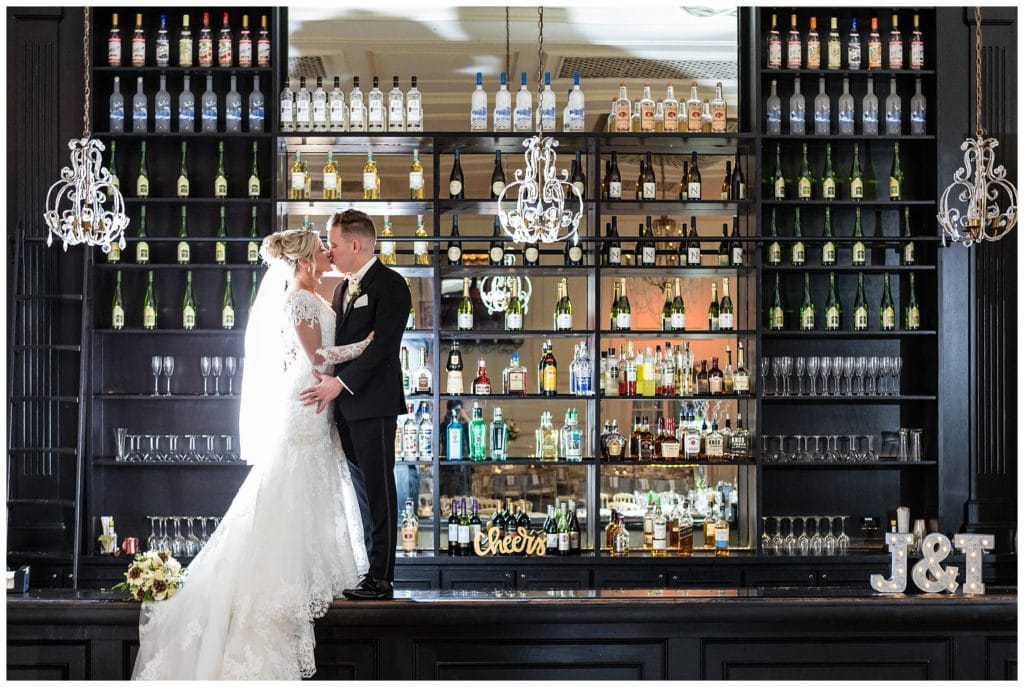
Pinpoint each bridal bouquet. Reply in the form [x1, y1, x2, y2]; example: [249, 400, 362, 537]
[113, 550, 185, 602]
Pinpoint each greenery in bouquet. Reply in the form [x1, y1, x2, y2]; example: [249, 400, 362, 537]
[113, 550, 185, 602]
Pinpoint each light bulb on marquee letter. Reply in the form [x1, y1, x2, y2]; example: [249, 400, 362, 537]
[953, 533, 995, 595]
[912, 533, 960, 593]
[870, 532, 916, 593]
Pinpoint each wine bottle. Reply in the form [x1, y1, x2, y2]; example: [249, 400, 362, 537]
[852, 207, 867, 266]
[605, 218, 622, 266]
[489, 150, 505, 199]
[772, 143, 786, 200]
[821, 143, 838, 201]
[221, 272, 235, 329]
[215, 205, 227, 264]
[797, 142, 813, 200]
[822, 207, 837, 266]
[769, 273, 785, 330]
[720, 160, 731, 200]
[378, 216, 397, 265]
[249, 269, 259, 311]
[176, 207, 190, 264]
[639, 217, 656, 266]
[404, 148, 423, 200]
[731, 152, 746, 200]
[904, 273, 921, 330]
[322, 150, 339, 200]
[246, 141, 261, 198]
[571, 150, 586, 198]
[687, 151, 701, 200]
[564, 231, 584, 267]
[112, 270, 126, 330]
[853, 272, 869, 330]
[767, 208, 781, 266]
[734, 343, 750, 395]
[824, 271, 842, 330]
[661, 282, 674, 332]
[247, 206, 260, 265]
[446, 215, 462, 266]
[182, 271, 198, 330]
[799, 272, 815, 330]
[889, 142, 904, 201]
[642, 151, 657, 200]
[554, 278, 573, 331]
[671, 277, 686, 331]
[176, 142, 190, 197]
[606, 151, 622, 200]
[142, 270, 157, 330]
[414, 215, 430, 266]
[135, 205, 150, 264]
[489, 215, 505, 266]
[136, 141, 149, 197]
[729, 215, 743, 266]
[615, 278, 631, 331]
[449, 149, 465, 199]
[362, 151, 380, 200]
[108, 140, 121, 191]
[686, 216, 701, 267]
[901, 207, 916, 265]
[679, 160, 690, 200]
[287, 150, 307, 200]
[719, 278, 734, 331]
[791, 207, 805, 266]
[879, 272, 896, 331]
[505, 279, 523, 331]
[707, 282, 720, 331]
[214, 141, 228, 198]
[849, 143, 864, 200]
[457, 278, 473, 330]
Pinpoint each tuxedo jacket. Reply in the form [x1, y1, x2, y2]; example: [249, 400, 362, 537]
[331, 260, 410, 421]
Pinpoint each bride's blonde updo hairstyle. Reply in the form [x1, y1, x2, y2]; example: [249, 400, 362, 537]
[260, 228, 321, 272]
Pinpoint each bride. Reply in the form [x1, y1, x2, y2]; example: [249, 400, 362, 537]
[132, 228, 370, 680]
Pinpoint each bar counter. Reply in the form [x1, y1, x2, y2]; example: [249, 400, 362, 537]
[7, 587, 1017, 680]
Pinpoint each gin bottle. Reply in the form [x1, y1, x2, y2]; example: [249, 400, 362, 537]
[814, 76, 831, 135]
[367, 76, 385, 132]
[295, 76, 311, 132]
[201, 74, 217, 133]
[885, 77, 902, 135]
[328, 76, 346, 132]
[490, 407, 508, 461]
[567, 72, 585, 131]
[494, 72, 512, 131]
[109, 76, 125, 132]
[837, 77, 855, 135]
[132, 76, 147, 132]
[312, 76, 327, 132]
[514, 71, 532, 132]
[388, 76, 405, 132]
[279, 80, 294, 132]
[248, 75, 264, 133]
[417, 403, 434, 461]
[405, 76, 423, 132]
[225, 74, 242, 133]
[910, 78, 927, 135]
[468, 402, 487, 461]
[788, 77, 805, 135]
[765, 79, 781, 135]
[348, 77, 365, 132]
[470, 72, 488, 131]
[862, 76, 879, 135]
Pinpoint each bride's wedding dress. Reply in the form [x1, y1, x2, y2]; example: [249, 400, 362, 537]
[132, 289, 369, 680]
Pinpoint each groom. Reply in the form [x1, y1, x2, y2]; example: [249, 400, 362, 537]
[300, 209, 410, 600]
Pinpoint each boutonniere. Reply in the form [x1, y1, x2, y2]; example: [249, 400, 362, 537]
[347, 283, 362, 305]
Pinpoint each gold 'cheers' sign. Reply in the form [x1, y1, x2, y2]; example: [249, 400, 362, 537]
[473, 527, 548, 556]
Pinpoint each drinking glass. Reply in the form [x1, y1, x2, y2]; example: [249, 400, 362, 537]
[166, 434, 187, 462]
[837, 516, 850, 554]
[794, 357, 806, 395]
[806, 356, 820, 395]
[171, 517, 187, 557]
[796, 435, 813, 463]
[157, 517, 172, 553]
[198, 517, 210, 547]
[125, 435, 143, 462]
[784, 516, 797, 555]
[866, 355, 880, 395]
[211, 356, 223, 395]
[771, 357, 783, 396]
[771, 516, 785, 555]
[184, 517, 201, 557]
[185, 434, 203, 463]
[879, 356, 893, 395]
[819, 356, 832, 396]
[909, 429, 924, 462]
[824, 434, 840, 462]
[863, 435, 878, 462]
[761, 517, 771, 553]
[797, 516, 811, 556]
[854, 356, 867, 395]
[810, 517, 825, 556]
[760, 356, 771, 396]
[224, 356, 237, 395]
[162, 356, 175, 395]
[143, 434, 162, 462]
[823, 517, 836, 556]
[842, 356, 855, 395]
[151, 356, 163, 396]
[769, 435, 787, 463]
[892, 356, 903, 394]
[220, 435, 239, 462]
[200, 356, 212, 395]
[780, 356, 793, 396]
[810, 435, 825, 462]
[147, 516, 159, 551]
[831, 355, 843, 395]
[203, 434, 220, 462]
[849, 433, 866, 462]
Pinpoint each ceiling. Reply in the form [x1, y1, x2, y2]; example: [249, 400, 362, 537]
[286, 5, 740, 131]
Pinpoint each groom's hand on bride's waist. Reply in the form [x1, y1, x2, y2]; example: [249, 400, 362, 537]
[299, 371, 345, 414]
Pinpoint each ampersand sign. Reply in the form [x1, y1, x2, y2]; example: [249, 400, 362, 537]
[912, 533, 960, 593]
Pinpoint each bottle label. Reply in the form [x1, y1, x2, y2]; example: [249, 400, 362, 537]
[640, 104, 656, 131]
[215, 242, 226, 264]
[823, 178, 836, 199]
[688, 247, 701, 265]
[889, 177, 901, 199]
[323, 172, 337, 191]
[401, 525, 417, 551]
[661, 440, 680, 459]
[720, 312, 734, 330]
[112, 305, 125, 329]
[369, 99, 384, 123]
[294, 100, 311, 125]
[506, 370, 526, 393]
[911, 42, 924, 69]
[329, 100, 345, 123]
[653, 522, 667, 547]
[854, 307, 868, 329]
[183, 305, 196, 329]
[687, 182, 700, 199]
[770, 307, 784, 329]
[132, 38, 146, 66]
[715, 524, 729, 549]
[828, 40, 842, 68]
[788, 40, 801, 68]
[446, 373, 463, 395]
[447, 245, 462, 263]
[572, 181, 585, 197]
[671, 312, 686, 329]
[218, 38, 232, 65]
[853, 243, 866, 264]
[711, 105, 727, 132]
[349, 106, 363, 123]
[407, 171, 423, 191]
[108, 243, 121, 263]
[389, 99, 404, 125]
[868, 41, 882, 68]
[903, 243, 915, 264]
[313, 101, 327, 123]
[733, 372, 749, 392]
[418, 427, 433, 458]
[543, 366, 557, 392]
[413, 241, 428, 257]
[731, 246, 743, 265]
[177, 242, 190, 263]
[615, 312, 631, 330]
[473, 382, 491, 396]
[774, 178, 785, 200]
[642, 246, 656, 265]
[638, 182, 655, 200]
[826, 306, 840, 330]
[889, 40, 903, 69]
[688, 105, 702, 131]
[792, 243, 805, 264]
[606, 181, 622, 199]
[360, 172, 376, 191]
[280, 101, 293, 124]
[487, 246, 504, 263]
[457, 313, 473, 330]
[850, 178, 863, 199]
[848, 43, 862, 69]
[222, 306, 235, 329]
[137, 177, 149, 197]
[881, 308, 896, 329]
[801, 309, 814, 330]
[248, 175, 261, 197]
[798, 178, 811, 199]
[238, 39, 252, 68]
[768, 41, 782, 69]
[663, 104, 679, 131]
[907, 306, 920, 330]
[709, 374, 724, 394]
[143, 306, 156, 329]
[807, 41, 821, 69]
[136, 242, 150, 264]
[109, 37, 122, 66]
[215, 175, 228, 197]
[768, 243, 781, 264]
[684, 433, 701, 456]
[506, 313, 523, 330]
[608, 247, 621, 265]
[449, 180, 463, 196]
[416, 373, 431, 394]
[556, 313, 573, 330]
[823, 242, 836, 264]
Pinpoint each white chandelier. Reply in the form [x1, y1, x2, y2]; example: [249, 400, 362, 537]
[937, 7, 1017, 247]
[496, 7, 583, 245]
[43, 7, 129, 253]
[479, 275, 532, 316]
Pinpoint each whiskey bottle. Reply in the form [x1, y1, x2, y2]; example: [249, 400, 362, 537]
[733, 342, 750, 395]
[401, 499, 419, 555]
[651, 499, 668, 556]
[714, 505, 730, 557]
[539, 340, 558, 397]
[708, 357, 724, 395]
[677, 502, 694, 556]
[657, 417, 681, 460]
[697, 359, 710, 394]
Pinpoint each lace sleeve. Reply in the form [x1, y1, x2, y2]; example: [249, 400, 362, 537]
[316, 336, 371, 364]
[284, 291, 321, 328]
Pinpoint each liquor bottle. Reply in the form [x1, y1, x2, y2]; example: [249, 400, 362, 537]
[814, 76, 831, 135]
[889, 142, 904, 200]
[443, 341, 464, 395]
[714, 505, 730, 556]
[131, 76, 147, 133]
[707, 357, 724, 396]
[640, 151, 657, 200]
[848, 17, 862, 70]
[217, 12, 233, 66]
[765, 79, 782, 135]
[176, 207, 190, 264]
[406, 280, 415, 329]
[489, 407, 508, 461]
[502, 351, 527, 396]
[311, 76, 327, 132]
[295, 77, 312, 131]
[504, 279, 523, 331]
[613, 278, 631, 331]
[720, 278, 735, 331]
[904, 273, 921, 330]
[181, 271, 198, 330]
[683, 411, 701, 460]
[152, 73, 171, 133]
[884, 77, 903, 135]
[446, 215, 462, 266]
[446, 408, 463, 462]
[554, 278, 573, 331]
[707, 282, 720, 331]
[457, 278, 473, 330]
[388, 76, 405, 132]
[867, 17, 882, 69]
[413, 215, 430, 266]
[767, 13, 782, 68]
[214, 206, 227, 264]
[686, 151, 701, 200]
[348, 77, 365, 132]
[199, 74, 217, 133]
[608, 81, 629, 132]
[838, 77, 855, 135]
[540, 341, 558, 397]
[879, 272, 896, 331]
[488, 216, 505, 265]
[862, 76, 879, 135]
[108, 13, 123, 66]
[727, 342, 748, 395]
[489, 150, 506, 199]
[910, 14, 925, 69]
[797, 272, 815, 330]
[108, 76, 125, 133]
[399, 347, 411, 394]
[789, 77, 806, 135]
[197, 12, 213, 67]
[362, 151, 380, 200]
[279, 80, 294, 132]
[827, 16, 842, 68]
[538, 71, 556, 132]
[638, 348, 656, 398]
[468, 402, 487, 461]
[142, 270, 157, 330]
[401, 499, 419, 555]
[686, 216, 702, 266]
[514, 72, 532, 132]
[224, 74, 242, 133]
[852, 207, 867, 265]
[134, 205, 150, 264]
[448, 149, 465, 199]
[853, 272, 869, 330]
[221, 272, 235, 330]
[849, 143, 864, 200]
[247, 75, 265, 133]
[685, 81, 702, 132]
[710, 81, 727, 132]
[378, 216, 396, 265]
[769, 273, 785, 330]
[469, 72, 487, 131]
[901, 207, 916, 265]
[415, 347, 432, 394]
[910, 77, 927, 135]
[129, 13, 146, 67]
[321, 150, 339, 200]
[401, 404, 418, 461]
[787, 14, 802, 69]
[417, 403, 434, 461]
[791, 207, 806, 265]
[806, 16, 821, 69]
[236, 14, 252, 67]
[494, 72, 512, 131]
[538, 411, 559, 460]
[636, 82, 656, 132]
[328, 76, 346, 132]
[570, 150, 586, 198]
[405, 76, 423, 132]
[771, 143, 787, 200]
[367, 76, 385, 132]
[567, 72, 585, 131]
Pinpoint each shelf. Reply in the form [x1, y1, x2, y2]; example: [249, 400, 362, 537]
[600, 201, 749, 216]
[94, 329, 245, 336]
[762, 200, 935, 206]
[110, 237, 268, 244]
[12, 345, 81, 352]
[438, 394, 595, 401]
[757, 236, 944, 244]
[441, 266, 594, 277]
[94, 459, 250, 467]
[599, 330, 756, 339]
[7, 499, 76, 508]
[440, 459, 596, 466]
[440, 330, 590, 341]
[277, 200, 434, 215]
[601, 267, 753, 277]
[96, 263, 258, 270]
[760, 68, 936, 76]
[600, 395, 755, 402]
[94, 66, 274, 73]
[93, 394, 240, 400]
[761, 395, 937, 403]
[763, 265, 936, 272]
[98, 132, 274, 139]
[760, 135, 936, 142]
[763, 461, 937, 468]
[123, 198, 273, 205]
[601, 460, 756, 467]
[761, 330, 936, 338]
[391, 266, 436, 278]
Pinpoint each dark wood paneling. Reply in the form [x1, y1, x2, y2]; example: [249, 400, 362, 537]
[987, 637, 1018, 681]
[6, 642, 88, 681]
[308, 639, 379, 681]
[593, 567, 666, 589]
[668, 566, 743, 588]
[743, 565, 817, 588]
[395, 566, 440, 590]
[515, 567, 591, 590]
[440, 567, 514, 590]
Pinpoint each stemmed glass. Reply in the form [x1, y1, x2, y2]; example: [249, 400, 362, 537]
[794, 357, 806, 395]
[824, 435, 840, 462]
[166, 434, 187, 462]
[220, 435, 239, 462]
[810, 435, 825, 462]
[780, 356, 793, 396]
[151, 356, 163, 396]
[771, 357, 783, 396]
[197, 517, 210, 548]
[810, 517, 825, 555]
[184, 517, 201, 557]
[125, 435, 143, 463]
[879, 356, 893, 395]
[157, 517, 172, 553]
[147, 516, 159, 551]
[771, 516, 785, 555]
[200, 357, 212, 396]
[185, 435, 203, 463]
[760, 357, 771, 396]
[144, 434, 163, 462]
[842, 356, 855, 395]
[854, 356, 867, 395]
[863, 435, 878, 462]
[783, 516, 797, 555]
[203, 434, 220, 462]
[831, 355, 843, 396]
[769, 435, 786, 463]
[819, 356, 832, 396]
[892, 356, 903, 395]
[823, 517, 837, 556]
[866, 356, 880, 395]
[837, 516, 851, 554]
[796, 516, 811, 556]
[761, 517, 771, 553]
[807, 356, 820, 395]
[171, 517, 187, 557]
[224, 356, 237, 395]
[162, 356, 175, 395]
[211, 356, 224, 395]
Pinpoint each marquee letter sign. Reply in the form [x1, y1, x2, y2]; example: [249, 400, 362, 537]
[871, 532, 994, 595]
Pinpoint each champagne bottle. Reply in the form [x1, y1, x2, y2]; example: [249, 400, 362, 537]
[249, 269, 259, 310]
[791, 207, 805, 266]
[772, 143, 786, 200]
[799, 272, 815, 330]
[797, 142, 813, 200]
[215, 205, 227, 264]
[615, 278, 631, 331]
[849, 143, 864, 200]
[214, 140, 228, 198]
[609, 279, 622, 331]
[729, 215, 743, 266]
[904, 273, 921, 330]
[363, 151, 380, 200]
[182, 271, 198, 330]
[457, 277, 473, 330]
[136, 141, 149, 197]
[719, 278, 734, 331]
[221, 272, 235, 329]
[769, 273, 785, 330]
[889, 141, 904, 200]
[825, 271, 842, 330]
[135, 205, 150, 264]
[731, 152, 746, 200]
[409, 149, 425, 199]
[447, 215, 462, 265]
[142, 270, 157, 329]
[821, 143, 838, 201]
[900, 206, 916, 265]
[176, 141, 190, 197]
[489, 215, 505, 266]
[449, 149, 464, 199]
[767, 208, 781, 266]
[605, 217, 621, 266]
[661, 282, 674, 332]
[176, 207, 190, 264]
[879, 272, 896, 331]
[523, 237, 540, 267]
[505, 278, 523, 331]
[413, 215, 430, 266]
[853, 272, 869, 330]
[289, 151, 309, 199]
[671, 276, 686, 331]
[687, 151, 701, 200]
[686, 216, 701, 267]
[851, 207, 866, 266]
[108, 140, 121, 191]
[322, 150, 339, 199]
[247, 141, 261, 198]
[247, 206, 260, 264]
[571, 150, 586, 198]
[707, 282, 720, 331]
[554, 278, 573, 331]
[112, 270, 126, 330]
[822, 207, 836, 266]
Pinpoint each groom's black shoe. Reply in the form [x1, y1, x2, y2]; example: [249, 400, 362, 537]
[342, 575, 394, 600]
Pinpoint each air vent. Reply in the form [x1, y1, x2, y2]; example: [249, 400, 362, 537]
[287, 56, 327, 80]
[558, 57, 736, 82]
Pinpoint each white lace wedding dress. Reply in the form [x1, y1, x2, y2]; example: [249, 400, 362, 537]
[132, 289, 369, 680]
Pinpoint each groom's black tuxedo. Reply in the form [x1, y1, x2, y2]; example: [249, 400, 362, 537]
[332, 259, 410, 582]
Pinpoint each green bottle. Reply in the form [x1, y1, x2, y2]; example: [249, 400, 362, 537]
[889, 142, 904, 201]
[112, 270, 126, 330]
[176, 141, 190, 197]
[824, 272, 842, 331]
[142, 270, 157, 330]
[719, 278, 734, 331]
[214, 140, 228, 198]
[176, 207, 190, 264]
[109, 140, 120, 191]
[821, 207, 836, 266]
[769, 273, 785, 330]
[661, 281, 674, 332]
[879, 272, 896, 331]
[900, 206, 915, 265]
[248, 269, 258, 309]
[849, 143, 864, 200]
[798, 272, 815, 330]
[767, 207, 782, 266]
[215, 205, 228, 264]
[221, 272, 235, 330]
[136, 141, 149, 197]
[247, 140, 261, 198]
[247, 206, 260, 264]
[468, 402, 487, 461]
[616, 277, 631, 331]
[821, 142, 838, 201]
[107, 232, 121, 263]
[182, 271, 198, 330]
[135, 205, 150, 264]
[853, 272, 869, 331]
[554, 277, 573, 332]
[772, 143, 786, 200]
[791, 207, 805, 265]
[851, 207, 866, 266]
[797, 142, 813, 200]
[904, 273, 921, 330]
[671, 277, 686, 331]
[707, 282, 720, 331]
[457, 277, 474, 331]
[609, 279, 622, 331]
[504, 277, 523, 331]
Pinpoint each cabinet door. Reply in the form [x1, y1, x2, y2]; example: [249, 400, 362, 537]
[744, 566, 818, 588]
[593, 567, 666, 589]
[441, 567, 514, 591]
[668, 566, 743, 588]
[816, 565, 878, 587]
[515, 568, 591, 590]
[395, 566, 439, 590]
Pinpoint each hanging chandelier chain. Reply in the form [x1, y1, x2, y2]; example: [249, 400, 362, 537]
[536, 7, 544, 97]
[505, 7, 510, 78]
[83, 6, 92, 138]
[974, 6, 984, 138]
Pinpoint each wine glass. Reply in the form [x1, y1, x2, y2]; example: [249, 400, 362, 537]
[794, 356, 806, 395]
[197, 517, 210, 548]
[831, 355, 843, 396]
[810, 435, 825, 463]
[879, 356, 893, 395]
[783, 516, 797, 555]
[224, 356, 237, 395]
[824, 434, 840, 463]
[211, 356, 223, 395]
[854, 356, 867, 395]
[184, 517, 201, 557]
[863, 434, 878, 462]
[162, 356, 175, 396]
[892, 355, 903, 395]
[761, 516, 771, 553]
[806, 356, 820, 395]
[203, 434, 220, 462]
[166, 434, 187, 462]
[780, 356, 793, 396]
[220, 435, 239, 462]
[125, 435, 143, 463]
[771, 516, 785, 555]
[837, 516, 851, 554]
[171, 517, 187, 557]
[771, 357, 783, 396]
[796, 516, 811, 556]
[147, 516, 159, 551]
[157, 517, 172, 553]
[151, 355, 163, 396]
[760, 356, 771, 395]
[842, 356, 855, 396]
[810, 516, 825, 555]
[819, 355, 832, 396]
[200, 356, 212, 396]
[866, 355, 880, 395]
